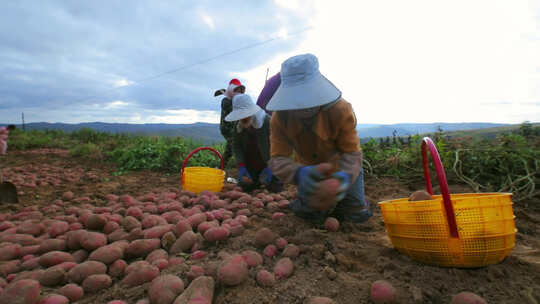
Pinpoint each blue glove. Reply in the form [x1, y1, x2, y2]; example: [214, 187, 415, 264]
[261, 167, 273, 184]
[332, 171, 351, 201]
[238, 165, 252, 182]
[295, 166, 324, 197]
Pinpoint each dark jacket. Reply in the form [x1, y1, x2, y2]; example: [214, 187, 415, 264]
[220, 97, 235, 139]
[232, 115, 271, 166]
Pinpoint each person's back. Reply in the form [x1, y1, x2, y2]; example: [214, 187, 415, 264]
[0, 125, 15, 155]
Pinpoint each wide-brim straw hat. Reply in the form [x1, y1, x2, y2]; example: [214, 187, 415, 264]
[266, 53, 341, 111]
[225, 94, 262, 121]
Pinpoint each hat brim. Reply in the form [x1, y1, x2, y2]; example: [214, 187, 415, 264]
[266, 73, 341, 111]
[225, 104, 261, 122]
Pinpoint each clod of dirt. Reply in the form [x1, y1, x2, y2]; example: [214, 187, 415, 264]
[408, 190, 433, 201]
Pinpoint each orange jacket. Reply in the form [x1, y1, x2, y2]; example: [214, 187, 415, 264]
[269, 98, 363, 184]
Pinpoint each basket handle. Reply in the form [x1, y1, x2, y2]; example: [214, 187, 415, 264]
[181, 147, 224, 174]
[421, 137, 459, 238]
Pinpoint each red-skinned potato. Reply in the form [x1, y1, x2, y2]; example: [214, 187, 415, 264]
[39, 251, 75, 268]
[256, 270, 276, 287]
[217, 254, 249, 286]
[451, 292, 487, 304]
[324, 217, 340, 232]
[0, 279, 41, 304]
[58, 283, 84, 302]
[203, 227, 230, 242]
[67, 261, 107, 284]
[254, 228, 276, 247]
[148, 274, 185, 304]
[38, 294, 70, 304]
[273, 258, 294, 279]
[122, 265, 160, 287]
[370, 280, 396, 304]
[82, 274, 112, 293]
[109, 259, 127, 278]
[241, 250, 263, 268]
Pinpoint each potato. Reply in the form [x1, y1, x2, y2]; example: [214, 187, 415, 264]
[168, 257, 185, 268]
[55, 262, 77, 272]
[16, 222, 44, 237]
[122, 265, 160, 287]
[38, 294, 70, 304]
[203, 227, 230, 242]
[275, 238, 288, 250]
[0, 234, 39, 246]
[88, 243, 124, 264]
[39, 266, 66, 286]
[272, 212, 285, 220]
[39, 251, 75, 268]
[143, 225, 173, 239]
[370, 280, 396, 304]
[48, 221, 69, 238]
[282, 244, 300, 258]
[162, 211, 183, 224]
[21, 245, 40, 256]
[451, 292, 487, 304]
[72, 249, 89, 263]
[122, 216, 142, 232]
[254, 228, 276, 247]
[273, 258, 294, 279]
[173, 221, 192, 238]
[142, 215, 168, 229]
[173, 276, 214, 304]
[408, 190, 433, 201]
[151, 259, 169, 270]
[107, 301, 127, 304]
[324, 217, 340, 232]
[307, 297, 336, 304]
[0, 279, 41, 304]
[197, 221, 218, 234]
[108, 229, 129, 243]
[66, 230, 87, 250]
[310, 179, 340, 211]
[39, 239, 66, 254]
[126, 207, 143, 219]
[161, 231, 177, 251]
[125, 260, 150, 275]
[103, 222, 120, 234]
[187, 266, 205, 281]
[169, 231, 198, 254]
[21, 257, 40, 271]
[84, 214, 107, 231]
[58, 284, 84, 302]
[0, 277, 6, 288]
[135, 300, 150, 304]
[187, 213, 207, 228]
[0, 244, 22, 261]
[217, 254, 249, 286]
[108, 259, 127, 278]
[241, 250, 263, 268]
[126, 239, 161, 258]
[190, 251, 207, 260]
[80, 232, 107, 251]
[82, 274, 112, 293]
[264, 245, 277, 257]
[256, 270, 276, 287]
[67, 261, 107, 284]
[146, 249, 169, 264]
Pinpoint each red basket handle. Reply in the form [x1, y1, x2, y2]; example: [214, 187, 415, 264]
[422, 137, 459, 239]
[181, 147, 224, 174]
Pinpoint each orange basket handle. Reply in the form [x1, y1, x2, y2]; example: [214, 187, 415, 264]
[181, 147, 224, 175]
[422, 137, 459, 238]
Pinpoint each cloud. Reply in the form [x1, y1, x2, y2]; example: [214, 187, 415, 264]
[201, 14, 215, 30]
[103, 100, 130, 109]
[112, 79, 134, 88]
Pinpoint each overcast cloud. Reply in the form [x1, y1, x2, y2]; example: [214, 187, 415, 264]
[1, 0, 539, 124]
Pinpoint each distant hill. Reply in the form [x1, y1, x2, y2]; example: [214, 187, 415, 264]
[3, 121, 525, 144]
[10, 122, 226, 144]
[356, 122, 511, 138]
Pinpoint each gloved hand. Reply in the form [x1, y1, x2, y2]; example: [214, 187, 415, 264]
[261, 167, 273, 184]
[238, 165, 252, 182]
[295, 165, 324, 197]
[332, 171, 351, 201]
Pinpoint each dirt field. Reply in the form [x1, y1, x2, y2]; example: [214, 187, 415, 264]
[1, 149, 539, 304]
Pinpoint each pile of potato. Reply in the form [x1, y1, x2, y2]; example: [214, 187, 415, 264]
[1, 164, 100, 189]
[0, 184, 313, 303]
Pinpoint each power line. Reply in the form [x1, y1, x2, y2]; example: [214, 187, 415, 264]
[73, 26, 313, 103]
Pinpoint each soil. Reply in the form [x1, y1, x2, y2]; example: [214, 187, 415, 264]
[1, 149, 539, 304]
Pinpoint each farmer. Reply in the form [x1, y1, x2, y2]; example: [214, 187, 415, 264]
[225, 93, 282, 193]
[215, 79, 246, 168]
[0, 125, 16, 155]
[266, 54, 372, 223]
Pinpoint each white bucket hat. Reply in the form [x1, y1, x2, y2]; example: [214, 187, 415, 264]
[266, 53, 341, 111]
[225, 94, 262, 122]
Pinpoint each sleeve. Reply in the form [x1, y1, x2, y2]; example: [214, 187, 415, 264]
[232, 131, 245, 166]
[269, 114, 301, 184]
[220, 99, 231, 137]
[335, 103, 363, 180]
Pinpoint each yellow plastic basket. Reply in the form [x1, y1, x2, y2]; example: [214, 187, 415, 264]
[181, 147, 225, 194]
[378, 137, 516, 268]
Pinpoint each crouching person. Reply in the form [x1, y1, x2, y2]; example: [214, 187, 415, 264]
[266, 54, 372, 223]
[225, 94, 283, 193]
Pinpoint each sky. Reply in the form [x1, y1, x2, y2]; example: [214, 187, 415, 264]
[1, 0, 539, 125]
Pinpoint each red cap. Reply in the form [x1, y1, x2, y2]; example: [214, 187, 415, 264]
[229, 78, 242, 86]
